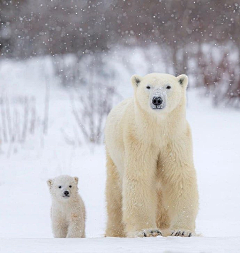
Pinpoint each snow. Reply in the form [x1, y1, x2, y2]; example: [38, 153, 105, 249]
[0, 57, 240, 252]
[1, 237, 240, 253]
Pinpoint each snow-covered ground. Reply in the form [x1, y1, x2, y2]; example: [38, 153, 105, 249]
[1, 237, 240, 253]
[0, 57, 240, 252]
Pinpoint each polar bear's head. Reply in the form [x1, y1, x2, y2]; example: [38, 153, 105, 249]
[131, 73, 188, 114]
[47, 175, 79, 202]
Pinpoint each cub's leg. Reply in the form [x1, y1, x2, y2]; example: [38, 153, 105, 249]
[67, 214, 85, 238]
[105, 152, 125, 237]
[122, 140, 161, 237]
[52, 213, 68, 238]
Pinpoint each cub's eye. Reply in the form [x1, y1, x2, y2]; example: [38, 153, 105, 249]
[146, 86, 151, 89]
[166, 86, 171, 89]
[69, 185, 72, 188]
[58, 186, 61, 188]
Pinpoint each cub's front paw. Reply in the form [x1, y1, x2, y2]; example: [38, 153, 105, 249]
[128, 228, 162, 238]
[171, 230, 194, 237]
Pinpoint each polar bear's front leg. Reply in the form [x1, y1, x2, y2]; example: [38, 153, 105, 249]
[67, 214, 85, 238]
[160, 138, 199, 237]
[105, 152, 125, 237]
[52, 215, 68, 238]
[122, 141, 161, 237]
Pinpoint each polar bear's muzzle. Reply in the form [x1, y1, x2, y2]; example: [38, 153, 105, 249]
[62, 190, 70, 198]
[150, 89, 166, 110]
[152, 96, 163, 108]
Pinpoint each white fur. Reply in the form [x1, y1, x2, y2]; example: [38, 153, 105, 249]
[47, 175, 86, 238]
[105, 73, 199, 238]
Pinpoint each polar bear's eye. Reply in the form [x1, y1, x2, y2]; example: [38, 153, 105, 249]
[69, 185, 72, 188]
[58, 186, 61, 188]
[146, 86, 151, 89]
[166, 85, 171, 89]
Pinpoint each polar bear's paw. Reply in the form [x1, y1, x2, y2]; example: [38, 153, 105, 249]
[128, 228, 162, 238]
[171, 230, 194, 237]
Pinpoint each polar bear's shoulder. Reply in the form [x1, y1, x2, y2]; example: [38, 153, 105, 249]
[113, 97, 133, 113]
[107, 97, 133, 122]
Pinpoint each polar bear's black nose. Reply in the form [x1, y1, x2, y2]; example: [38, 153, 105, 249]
[64, 191, 69, 196]
[152, 96, 163, 106]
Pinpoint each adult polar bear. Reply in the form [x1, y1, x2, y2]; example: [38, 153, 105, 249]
[105, 73, 199, 238]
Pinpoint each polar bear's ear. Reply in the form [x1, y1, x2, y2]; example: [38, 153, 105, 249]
[131, 75, 142, 88]
[74, 177, 79, 184]
[177, 74, 188, 88]
[47, 179, 53, 189]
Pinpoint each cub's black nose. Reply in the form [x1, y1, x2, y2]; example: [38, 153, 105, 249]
[64, 191, 69, 196]
[152, 96, 163, 106]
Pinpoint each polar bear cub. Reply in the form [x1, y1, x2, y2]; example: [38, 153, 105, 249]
[47, 175, 86, 238]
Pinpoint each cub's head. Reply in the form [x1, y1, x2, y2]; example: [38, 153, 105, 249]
[131, 73, 188, 114]
[47, 175, 79, 202]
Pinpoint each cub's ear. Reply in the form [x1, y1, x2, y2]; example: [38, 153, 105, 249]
[177, 74, 188, 88]
[131, 75, 142, 88]
[74, 177, 79, 184]
[47, 179, 53, 189]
